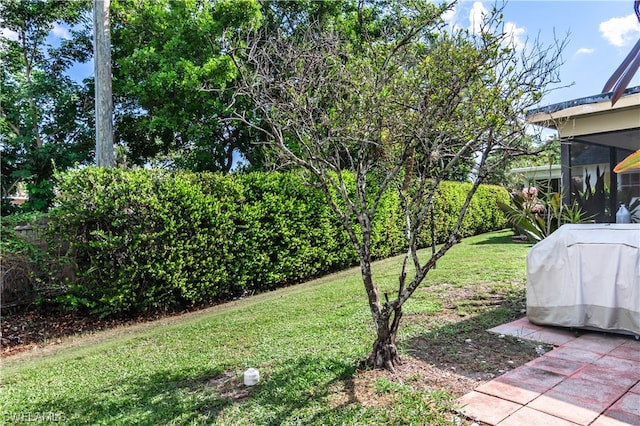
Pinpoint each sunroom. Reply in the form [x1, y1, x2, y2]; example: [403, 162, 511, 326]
[525, 87, 640, 336]
[527, 86, 640, 223]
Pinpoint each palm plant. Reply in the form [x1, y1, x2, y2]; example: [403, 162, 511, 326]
[602, 1, 640, 105]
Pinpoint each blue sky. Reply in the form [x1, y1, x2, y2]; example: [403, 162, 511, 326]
[447, 1, 640, 106]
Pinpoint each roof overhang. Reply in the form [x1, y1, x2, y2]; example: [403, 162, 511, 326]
[509, 164, 561, 181]
[526, 87, 640, 152]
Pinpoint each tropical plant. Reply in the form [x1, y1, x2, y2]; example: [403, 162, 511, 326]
[498, 187, 592, 243]
[572, 167, 608, 223]
[602, 0, 640, 105]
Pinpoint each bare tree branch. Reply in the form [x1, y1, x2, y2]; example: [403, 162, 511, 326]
[225, 0, 565, 371]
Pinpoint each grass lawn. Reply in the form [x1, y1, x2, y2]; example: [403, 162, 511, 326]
[1, 230, 544, 425]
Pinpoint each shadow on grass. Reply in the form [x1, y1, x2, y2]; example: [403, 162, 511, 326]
[399, 299, 544, 380]
[18, 305, 542, 425]
[21, 356, 359, 425]
[469, 233, 529, 246]
[233, 356, 360, 425]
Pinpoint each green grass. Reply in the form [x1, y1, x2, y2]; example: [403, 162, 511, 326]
[1, 230, 533, 425]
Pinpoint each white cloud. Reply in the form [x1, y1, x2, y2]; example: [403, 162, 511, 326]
[575, 47, 595, 55]
[467, 2, 525, 50]
[442, 3, 456, 25]
[0, 27, 19, 41]
[468, 1, 488, 34]
[0, 17, 19, 41]
[504, 21, 526, 51]
[51, 23, 71, 40]
[442, 3, 463, 33]
[599, 14, 640, 47]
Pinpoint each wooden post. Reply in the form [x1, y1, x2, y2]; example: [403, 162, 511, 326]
[94, 0, 114, 167]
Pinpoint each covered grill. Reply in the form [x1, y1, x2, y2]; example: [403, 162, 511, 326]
[527, 224, 640, 337]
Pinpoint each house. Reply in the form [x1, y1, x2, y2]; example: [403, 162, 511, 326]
[526, 86, 640, 223]
[508, 164, 562, 194]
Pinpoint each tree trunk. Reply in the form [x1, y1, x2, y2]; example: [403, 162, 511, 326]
[367, 308, 403, 371]
[94, 0, 114, 167]
[358, 226, 404, 372]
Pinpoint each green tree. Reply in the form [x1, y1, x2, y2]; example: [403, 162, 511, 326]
[231, 0, 565, 370]
[109, 0, 261, 172]
[0, 0, 94, 213]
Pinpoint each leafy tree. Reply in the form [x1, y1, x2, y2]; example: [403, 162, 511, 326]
[109, 0, 262, 172]
[230, 0, 565, 370]
[0, 0, 94, 212]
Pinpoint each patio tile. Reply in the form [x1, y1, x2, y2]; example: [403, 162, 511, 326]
[468, 319, 640, 426]
[524, 328, 577, 346]
[544, 346, 603, 364]
[525, 355, 586, 376]
[601, 392, 640, 425]
[457, 391, 521, 425]
[528, 394, 601, 425]
[541, 376, 628, 413]
[607, 340, 640, 362]
[497, 406, 579, 426]
[571, 364, 640, 389]
[495, 366, 566, 393]
[593, 355, 640, 379]
[591, 414, 638, 426]
[488, 317, 541, 339]
[475, 379, 541, 405]
[562, 333, 627, 354]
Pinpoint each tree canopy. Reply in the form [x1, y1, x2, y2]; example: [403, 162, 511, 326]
[1, 0, 365, 210]
[109, 0, 262, 171]
[0, 0, 93, 212]
[2, 0, 568, 372]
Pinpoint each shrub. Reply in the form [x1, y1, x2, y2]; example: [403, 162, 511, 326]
[0, 212, 71, 307]
[51, 169, 244, 315]
[418, 182, 508, 246]
[48, 168, 508, 316]
[231, 172, 355, 291]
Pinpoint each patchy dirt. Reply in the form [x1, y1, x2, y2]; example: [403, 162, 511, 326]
[329, 356, 481, 408]
[206, 371, 252, 401]
[0, 303, 214, 358]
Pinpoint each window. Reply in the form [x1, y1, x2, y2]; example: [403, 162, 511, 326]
[568, 141, 639, 223]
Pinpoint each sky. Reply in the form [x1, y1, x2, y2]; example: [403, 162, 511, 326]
[446, 0, 640, 106]
[2, 1, 639, 109]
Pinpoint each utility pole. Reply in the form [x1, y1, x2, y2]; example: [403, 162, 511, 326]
[94, 0, 114, 166]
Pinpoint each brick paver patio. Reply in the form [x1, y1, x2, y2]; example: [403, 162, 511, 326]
[456, 317, 640, 425]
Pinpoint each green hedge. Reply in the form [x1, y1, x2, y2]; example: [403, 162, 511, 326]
[49, 168, 507, 316]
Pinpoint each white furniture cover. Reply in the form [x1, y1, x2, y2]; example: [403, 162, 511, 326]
[527, 224, 640, 336]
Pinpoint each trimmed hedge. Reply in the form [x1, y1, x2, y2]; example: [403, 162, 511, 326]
[49, 168, 507, 316]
